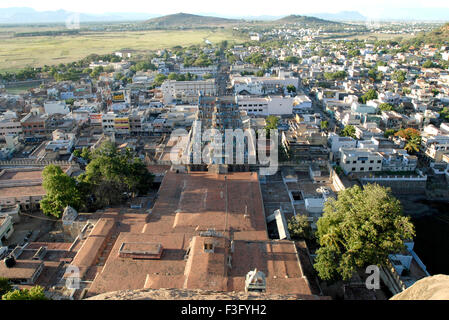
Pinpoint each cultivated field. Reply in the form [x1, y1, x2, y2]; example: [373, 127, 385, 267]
[0, 28, 244, 71]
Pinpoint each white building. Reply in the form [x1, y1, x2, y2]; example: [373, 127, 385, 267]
[231, 75, 299, 95]
[328, 133, 357, 153]
[161, 79, 217, 104]
[340, 148, 383, 174]
[293, 95, 312, 113]
[102, 112, 116, 133]
[0, 111, 22, 140]
[0, 215, 13, 246]
[179, 64, 218, 76]
[45, 130, 75, 155]
[236, 95, 296, 116]
[44, 101, 70, 115]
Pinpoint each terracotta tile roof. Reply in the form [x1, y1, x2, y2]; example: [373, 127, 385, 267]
[70, 218, 115, 277]
[83, 172, 315, 298]
[0, 260, 43, 280]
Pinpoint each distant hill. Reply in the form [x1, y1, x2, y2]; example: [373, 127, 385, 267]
[310, 11, 366, 22]
[274, 15, 343, 25]
[144, 12, 239, 28]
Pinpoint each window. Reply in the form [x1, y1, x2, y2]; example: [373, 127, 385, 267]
[352, 168, 355, 171]
[370, 160, 374, 163]
[377, 160, 381, 163]
[360, 167, 365, 171]
[369, 167, 373, 171]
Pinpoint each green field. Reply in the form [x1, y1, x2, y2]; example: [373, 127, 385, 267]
[0, 29, 244, 72]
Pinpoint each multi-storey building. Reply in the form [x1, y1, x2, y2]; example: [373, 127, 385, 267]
[0, 111, 22, 140]
[340, 148, 383, 174]
[20, 109, 48, 139]
[161, 79, 217, 104]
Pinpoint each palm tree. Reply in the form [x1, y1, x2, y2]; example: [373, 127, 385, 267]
[405, 136, 421, 154]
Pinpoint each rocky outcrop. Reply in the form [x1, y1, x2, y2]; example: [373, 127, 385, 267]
[391, 275, 449, 300]
[87, 288, 325, 300]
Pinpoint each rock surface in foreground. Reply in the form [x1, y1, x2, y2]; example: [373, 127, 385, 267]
[87, 288, 324, 300]
[391, 274, 449, 300]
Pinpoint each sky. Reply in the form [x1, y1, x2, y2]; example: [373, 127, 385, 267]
[0, 0, 449, 19]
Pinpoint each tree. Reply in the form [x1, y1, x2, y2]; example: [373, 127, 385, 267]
[359, 89, 378, 104]
[77, 141, 154, 209]
[393, 70, 407, 83]
[153, 73, 167, 87]
[384, 129, 397, 138]
[314, 184, 415, 281]
[0, 278, 11, 296]
[73, 149, 81, 158]
[439, 107, 449, 122]
[320, 120, 329, 131]
[348, 49, 360, 57]
[340, 125, 356, 139]
[288, 215, 313, 240]
[80, 147, 92, 162]
[422, 60, 435, 68]
[324, 71, 347, 81]
[40, 165, 83, 218]
[395, 128, 421, 154]
[284, 56, 299, 64]
[379, 103, 394, 112]
[404, 135, 421, 154]
[2, 285, 47, 300]
[264, 115, 279, 138]
[286, 85, 296, 93]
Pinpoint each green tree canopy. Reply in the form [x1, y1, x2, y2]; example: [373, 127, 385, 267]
[314, 184, 415, 281]
[320, 120, 329, 131]
[153, 73, 167, 87]
[286, 85, 296, 93]
[288, 214, 313, 240]
[2, 285, 47, 300]
[393, 70, 407, 83]
[340, 125, 356, 139]
[324, 71, 347, 81]
[359, 89, 378, 104]
[40, 165, 83, 218]
[77, 141, 154, 208]
[284, 56, 300, 64]
[395, 128, 421, 154]
[264, 115, 279, 137]
[379, 103, 394, 112]
[440, 107, 449, 122]
[0, 277, 12, 296]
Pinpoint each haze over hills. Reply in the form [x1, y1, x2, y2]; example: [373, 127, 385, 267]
[310, 11, 367, 21]
[1, 7, 448, 25]
[0, 7, 156, 24]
